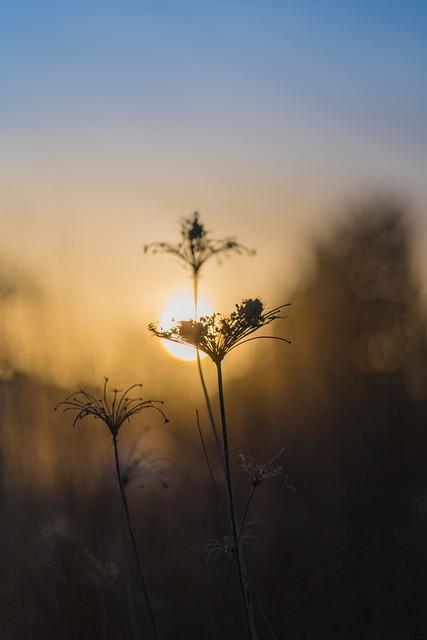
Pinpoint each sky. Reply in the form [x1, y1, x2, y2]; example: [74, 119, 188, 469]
[0, 1, 426, 385]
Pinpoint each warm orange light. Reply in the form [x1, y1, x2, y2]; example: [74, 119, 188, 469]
[160, 294, 213, 361]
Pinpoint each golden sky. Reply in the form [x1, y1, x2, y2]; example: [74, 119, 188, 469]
[1, 2, 427, 387]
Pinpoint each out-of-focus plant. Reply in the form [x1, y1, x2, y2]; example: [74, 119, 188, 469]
[150, 298, 289, 640]
[56, 379, 169, 640]
[120, 436, 170, 490]
[144, 211, 255, 308]
[208, 449, 294, 639]
[205, 522, 260, 565]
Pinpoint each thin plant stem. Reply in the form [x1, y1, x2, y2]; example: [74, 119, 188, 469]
[217, 485, 257, 618]
[112, 436, 160, 640]
[216, 361, 258, 640]
[119, 516, 142, 640]
[195, 410, 227, 518]
[249, 584, 280, 640]
[217, 481, 279, 640]
[193, 275, 223, 467]
[238, 486, 256, 547]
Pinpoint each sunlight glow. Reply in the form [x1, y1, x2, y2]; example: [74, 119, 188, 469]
[160, 294, 213, 361]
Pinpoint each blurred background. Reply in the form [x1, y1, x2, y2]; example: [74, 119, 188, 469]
[1, 2, 427, 638]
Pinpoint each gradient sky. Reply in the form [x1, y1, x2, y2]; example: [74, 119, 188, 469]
[2, 1, 427, 208]
[3, 2, 427, 180]
[1, 1, 426, 385]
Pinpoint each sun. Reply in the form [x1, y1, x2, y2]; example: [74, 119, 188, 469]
[160, 294, 213, 361]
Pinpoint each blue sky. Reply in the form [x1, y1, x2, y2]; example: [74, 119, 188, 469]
[2, 1, 426, 149]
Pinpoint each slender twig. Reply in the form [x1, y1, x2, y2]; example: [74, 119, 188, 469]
[193, 275, 224, 469]
[195, 410, 226, 518]
[238, 487, 257, 548]
[217, 485, 280, 640]
[216, 362, 258, 640]
[217, 485, 257, 619]
[227, 335, 291, 353]
[249, 584, 280, 640]
[113, 436, 160, 640]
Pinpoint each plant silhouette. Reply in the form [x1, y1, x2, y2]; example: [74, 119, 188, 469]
[56, 379, 169, 640]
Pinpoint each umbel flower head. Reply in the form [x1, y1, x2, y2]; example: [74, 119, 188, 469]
[236, 448, 291, 488]
[205, 523, 260, 564]
[55, 378, 169, 438]
[144, 211, 255, 277]
[149, 298, 290, 365]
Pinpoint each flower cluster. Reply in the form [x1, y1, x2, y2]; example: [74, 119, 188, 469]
[149, 298, 290, 364]
[205, 523, 260, 564]
[236, 448, 289, 488]
[144, 211, 255, 276]
[55, 378, 169, 438]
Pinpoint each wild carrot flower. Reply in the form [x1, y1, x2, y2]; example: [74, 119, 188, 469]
[55, 378, 169, 436]
[236, 448, 289, 488]
[149, 298, 290, 364]
[56, 378, 168, 640]
[144, 211, 255, 279]
[150, 298, 289, 640]
[145, 212, 255, 486]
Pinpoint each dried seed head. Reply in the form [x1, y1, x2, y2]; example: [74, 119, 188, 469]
[144, 211, 255, 276]
[55, 378, 169, 438]
[185, 211, 205, 241]
[235, 448, 292, 488]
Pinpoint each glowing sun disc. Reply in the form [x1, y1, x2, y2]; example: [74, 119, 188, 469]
[160, 295, 213, 361]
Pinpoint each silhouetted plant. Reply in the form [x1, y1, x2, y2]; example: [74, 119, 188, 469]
[236, 448, 294, 488]
[149, 298, 290, 364]
[234, 448, 293, 544]
[213, 449, 293, 635]
[150, 298, 289, 640]
[145, 212, 255, 459]
[144, 211, 255, 294]
[56, 379, 169, 640]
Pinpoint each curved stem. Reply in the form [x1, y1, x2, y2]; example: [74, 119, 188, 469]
[193, 274, 224, 468]
[195, 410, 227, 518]
[216, 362, 258, 640]
[112, 436, 160, 640]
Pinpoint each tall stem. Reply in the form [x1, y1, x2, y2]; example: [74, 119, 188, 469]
[112, 436, 160, 640]
[193, 274, 223, 462]
[216, 362, 258, 640]
[217, 485, 257, 615]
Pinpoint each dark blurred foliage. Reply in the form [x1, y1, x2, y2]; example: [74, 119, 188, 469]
[0, 198, 426, 639]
